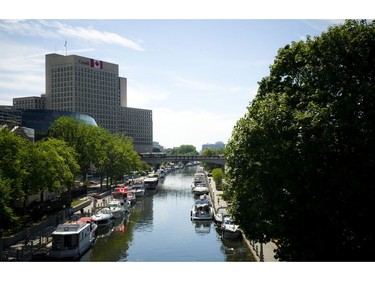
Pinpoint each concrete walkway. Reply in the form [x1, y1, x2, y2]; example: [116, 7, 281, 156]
[208, 176, 279, 262]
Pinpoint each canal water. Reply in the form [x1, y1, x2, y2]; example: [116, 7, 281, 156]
[80, 166, 255, 262]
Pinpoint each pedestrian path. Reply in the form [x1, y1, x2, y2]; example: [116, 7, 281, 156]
[208, 176, 279, 262]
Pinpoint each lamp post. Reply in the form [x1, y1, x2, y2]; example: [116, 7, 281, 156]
[0, 228, 3, 261]
[260, 242, 264, 261]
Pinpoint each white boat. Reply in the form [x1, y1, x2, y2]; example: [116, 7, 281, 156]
[48, 217, 98, 260]
[134, 187, 145, 197]
[132, 179, 146, 197]
[214, 206, 228, 224]
[91, 207, 114, 227]
[191, 197, 213, 220]
[112, 186, 132, 212]
[144, 176, 158, 190]
[192, 172, 207, 185]
[107, 200, 125, 219]
[191, 171, 209, 195]
[191, 183, 209, 195]
[220, 216, 242, 239]
[127, 191, 137, 204]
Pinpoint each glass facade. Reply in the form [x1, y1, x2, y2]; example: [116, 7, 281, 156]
[21, 109, 97, 141]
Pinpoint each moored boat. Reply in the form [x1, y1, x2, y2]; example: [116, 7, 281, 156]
[191, 197, 213, 220]
[48, 217, 98, 260]
[191, 170, 209, 195]
[214, 206, 228, 224]
[144, 177, 158, 190]
[91, 207, 114, 227]
[132, 179, 146, 197]
[191, 183, 209, 195]
[107, 199, 125, 218]
[220, 216, 242, 240]
[127, 191, 137, 204]
[112, 186, 132, 211]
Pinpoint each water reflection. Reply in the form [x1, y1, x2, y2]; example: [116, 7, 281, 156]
[192, 220, 212, 235]
[80, 213, 132, 261]
[81, 167, 255, 262]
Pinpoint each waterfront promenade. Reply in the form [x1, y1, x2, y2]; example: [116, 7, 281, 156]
[208, 176, 279, 262]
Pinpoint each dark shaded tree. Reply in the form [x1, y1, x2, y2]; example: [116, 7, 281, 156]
[225, 20, 375, 261]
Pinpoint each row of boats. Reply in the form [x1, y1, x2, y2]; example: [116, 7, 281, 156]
[190, 167, 242, 240]
[47, 171, 163, 260]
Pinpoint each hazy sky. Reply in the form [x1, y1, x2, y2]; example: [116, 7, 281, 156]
[0, 1, 365, 150]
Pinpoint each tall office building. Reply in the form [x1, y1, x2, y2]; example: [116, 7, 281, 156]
[44, 53, 153, 153]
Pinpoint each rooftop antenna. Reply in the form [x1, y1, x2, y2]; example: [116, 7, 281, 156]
[64, 40, 67, 56]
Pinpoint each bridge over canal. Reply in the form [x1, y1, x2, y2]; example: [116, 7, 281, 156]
[140, 153, 226, 166]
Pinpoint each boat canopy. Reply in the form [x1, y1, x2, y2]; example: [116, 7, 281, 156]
[194, 199, 211, 206]
[77, 217, 93, 223]
[113, 186, 128, 194]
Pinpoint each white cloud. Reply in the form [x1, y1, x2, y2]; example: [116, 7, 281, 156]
[0, 41, 46, 101]
[302, 19, 346, 33]
[0, 41, 45, 72]
[48, 21, 145, 51]
[0, 19, 57, 38]
[0, 20, 145, 51]
[0, 73, 44, 93]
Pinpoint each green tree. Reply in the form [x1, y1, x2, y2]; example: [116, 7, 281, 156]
[49, 117, 103, 179]
[38, 138, 80, 203]
[211, 167, 224, 189]
[0, 127, 25, 229]
[19, 138, 79, 213]
[48, 116, 80, 146]
[200, 147, 225, 171]
[169, 144, 198, 155]
[225, 20, 375, 261]
[102, 133, 141, 186]
[0, 174, 18, 230]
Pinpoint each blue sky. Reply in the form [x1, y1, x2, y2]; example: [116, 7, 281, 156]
[0, 1, 371, 276]
[0, 1, 365, 150]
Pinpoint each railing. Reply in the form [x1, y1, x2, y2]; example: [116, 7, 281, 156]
[3, 235, 53, 261]
[140, 154, 226, 160]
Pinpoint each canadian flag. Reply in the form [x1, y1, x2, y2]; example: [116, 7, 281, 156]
[90, 59, 103, 69]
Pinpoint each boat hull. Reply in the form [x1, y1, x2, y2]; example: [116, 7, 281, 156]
[191, 208, 213, 220]
[191, 186, 209, 195]
[191, 197, 213, 220]
[222, 228, 242, 239]
[48, 241, 93, 260]
[48, 219, 97, 260]
[91, 209, 114, 227]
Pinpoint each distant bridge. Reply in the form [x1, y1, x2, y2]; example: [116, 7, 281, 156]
[140, 153, 226, 165]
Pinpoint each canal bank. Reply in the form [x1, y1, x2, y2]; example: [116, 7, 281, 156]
[2, 168, 256, 262]
[208, 175, 279, 262]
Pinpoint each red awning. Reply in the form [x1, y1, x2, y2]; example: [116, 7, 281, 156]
[113, 186, 128, 194]
[78, 217, 92, 223]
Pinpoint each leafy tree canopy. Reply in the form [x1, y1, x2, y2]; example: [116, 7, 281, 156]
[225, 20, 375, 261]
[200, 147, 225, 171]
[169, 144, 198, 155]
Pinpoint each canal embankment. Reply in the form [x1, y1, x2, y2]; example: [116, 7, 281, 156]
[208, 174, 279, 262]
